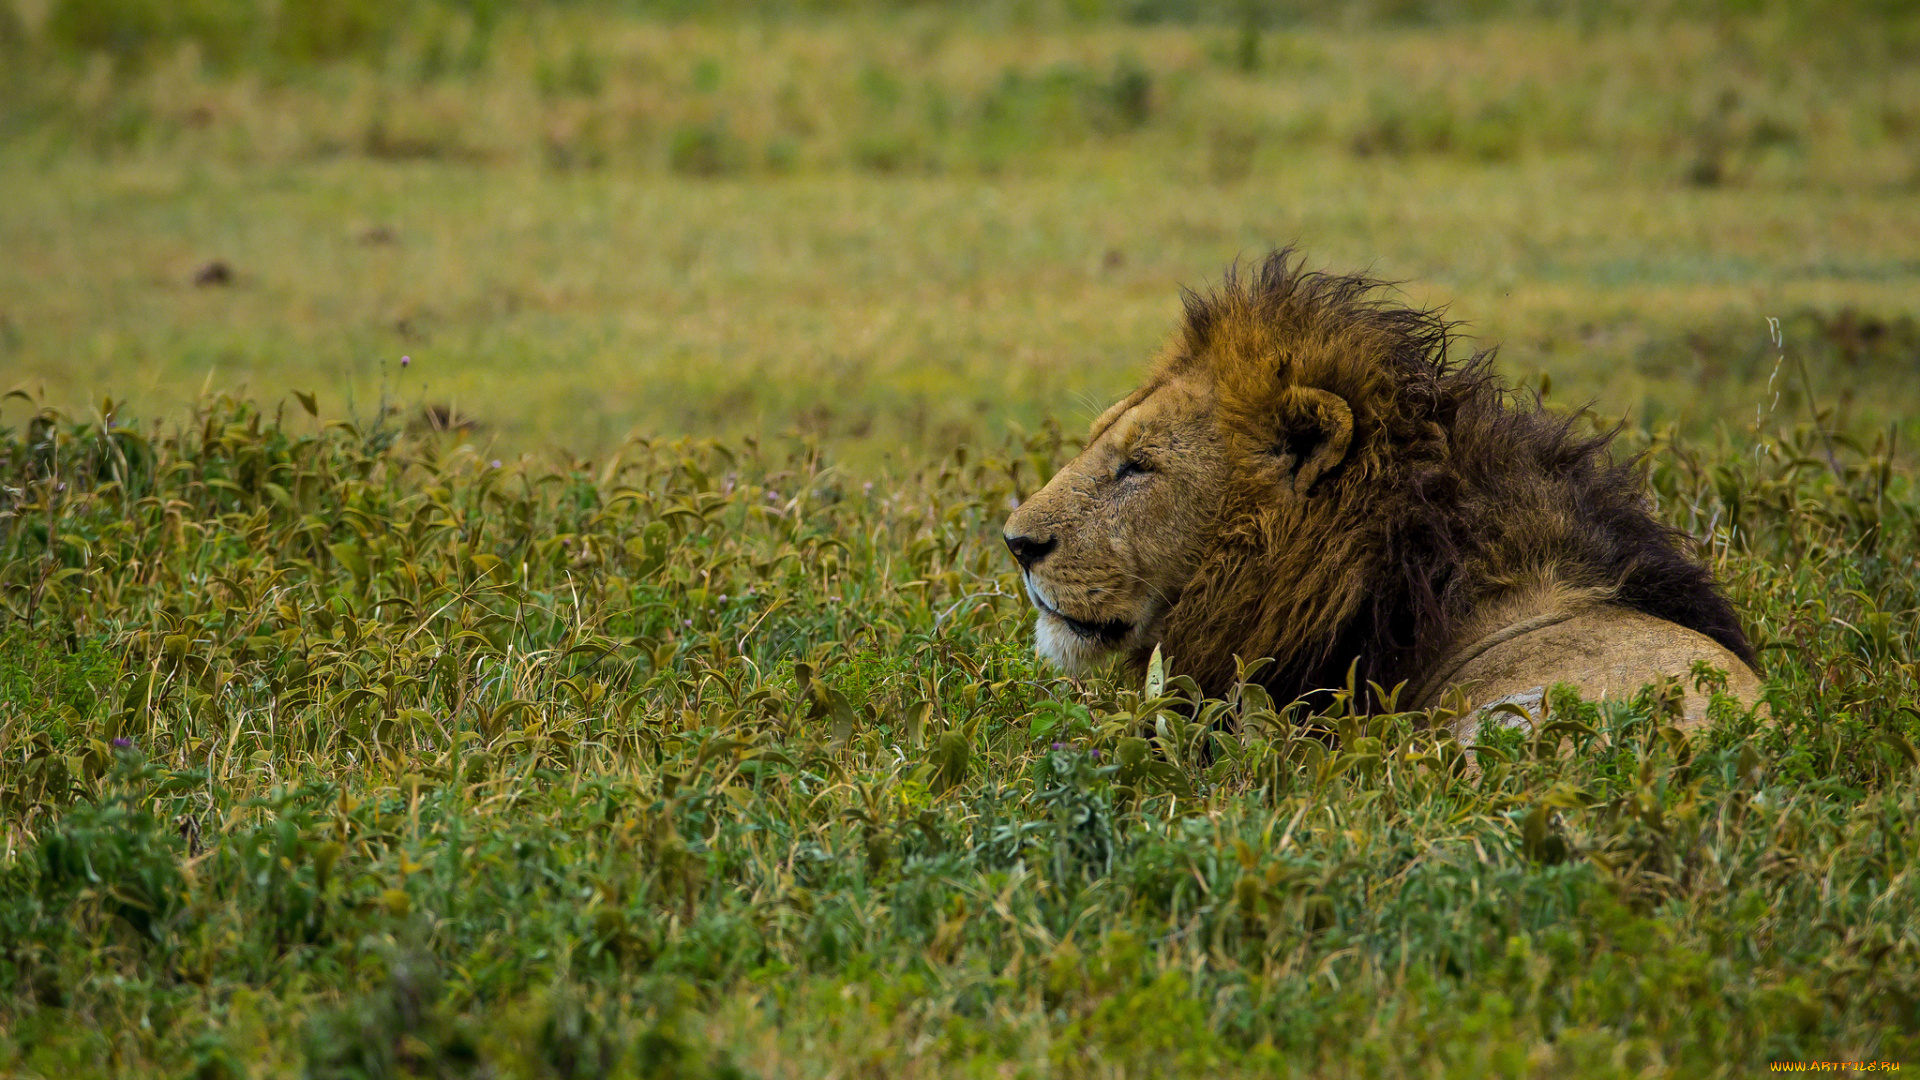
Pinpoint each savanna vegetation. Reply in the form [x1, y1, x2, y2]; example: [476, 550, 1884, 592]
[3, 0, 1919, 1076]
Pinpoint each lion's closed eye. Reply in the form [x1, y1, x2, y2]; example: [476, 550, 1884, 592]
[1115, 457, 1152, 481]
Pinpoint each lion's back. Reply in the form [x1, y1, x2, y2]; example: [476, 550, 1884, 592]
[1433, 603, 1764, 745]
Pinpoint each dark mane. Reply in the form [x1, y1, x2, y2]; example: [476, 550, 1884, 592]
[1159, 249, 1755, 705]
[1388, 357, 1757, 670]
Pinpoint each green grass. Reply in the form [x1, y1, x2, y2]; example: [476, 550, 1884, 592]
[4, 1, 1920, 1076]
[2, 394, 1918, 1077]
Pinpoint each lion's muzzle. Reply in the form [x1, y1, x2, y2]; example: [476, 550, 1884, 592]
[1006, 522, 1132, 646]
[1023, 576, 1131, 644]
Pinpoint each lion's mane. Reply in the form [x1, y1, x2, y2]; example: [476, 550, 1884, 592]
[1154, 250, 1755, 704]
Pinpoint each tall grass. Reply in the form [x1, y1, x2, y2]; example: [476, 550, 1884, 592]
[1, 394, 1918, 1075]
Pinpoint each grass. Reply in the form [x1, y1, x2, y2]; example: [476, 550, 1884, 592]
[2, 393, 1918, 1077]
[3, 1, 1920, 1076]
[4, 5, 1919, 462]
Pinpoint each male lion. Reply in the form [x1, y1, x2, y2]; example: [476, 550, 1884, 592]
[1003, 251, 1761, 743]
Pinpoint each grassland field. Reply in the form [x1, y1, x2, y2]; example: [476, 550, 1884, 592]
[3, 1, 1920, 1076]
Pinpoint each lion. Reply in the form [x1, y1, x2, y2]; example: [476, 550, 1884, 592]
[1002, 251, 1762, 744]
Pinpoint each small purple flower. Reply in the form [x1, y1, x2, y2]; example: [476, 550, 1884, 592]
[490, 459, 502, 469]
[400, 355, 411, 368]
[112, 738, 132, 749]
[1089, 748, 1101, 760]
[1051, 742, 1066, 751]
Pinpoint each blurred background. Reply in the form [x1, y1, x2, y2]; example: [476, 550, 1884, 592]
[2, 0, 1915, 466]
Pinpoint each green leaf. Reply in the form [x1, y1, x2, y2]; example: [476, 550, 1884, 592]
[325, 687, 380, 713]
[903, 700, 931, 749]
[931, 731, 970, 792]
[1144, 644, 1166, 699]
[330, 542, 370, 582]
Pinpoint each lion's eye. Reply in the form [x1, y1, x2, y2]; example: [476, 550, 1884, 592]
[1115, 457, 1152, 481]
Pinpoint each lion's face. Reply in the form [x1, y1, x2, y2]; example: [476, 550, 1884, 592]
[1003, 373, 1232, 675]
[1004, 299, 1363, 682]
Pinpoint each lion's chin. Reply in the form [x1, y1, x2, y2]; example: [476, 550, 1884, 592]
[1032, 609, 1159, 677]
[1034, 611, 1116, 675]
[1023, 577, 1156, 676]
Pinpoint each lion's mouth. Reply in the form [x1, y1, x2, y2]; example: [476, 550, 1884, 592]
[1025, 579, 1132, 645]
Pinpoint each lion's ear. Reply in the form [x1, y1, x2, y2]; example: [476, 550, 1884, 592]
[1272, 386, 1354, 495]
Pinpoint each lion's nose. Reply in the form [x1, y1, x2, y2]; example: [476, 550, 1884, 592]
[1004, 532, 1057, 570]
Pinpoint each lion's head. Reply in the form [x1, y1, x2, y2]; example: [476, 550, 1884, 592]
[1004, 250, 1754, 705]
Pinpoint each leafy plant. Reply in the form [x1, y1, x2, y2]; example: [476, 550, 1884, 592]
[1, 389, 1917, 1074]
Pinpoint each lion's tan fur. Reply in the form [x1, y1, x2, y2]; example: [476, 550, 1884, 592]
[1003, 251, 1762, 731]
[1418, 581, 1764, 741]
